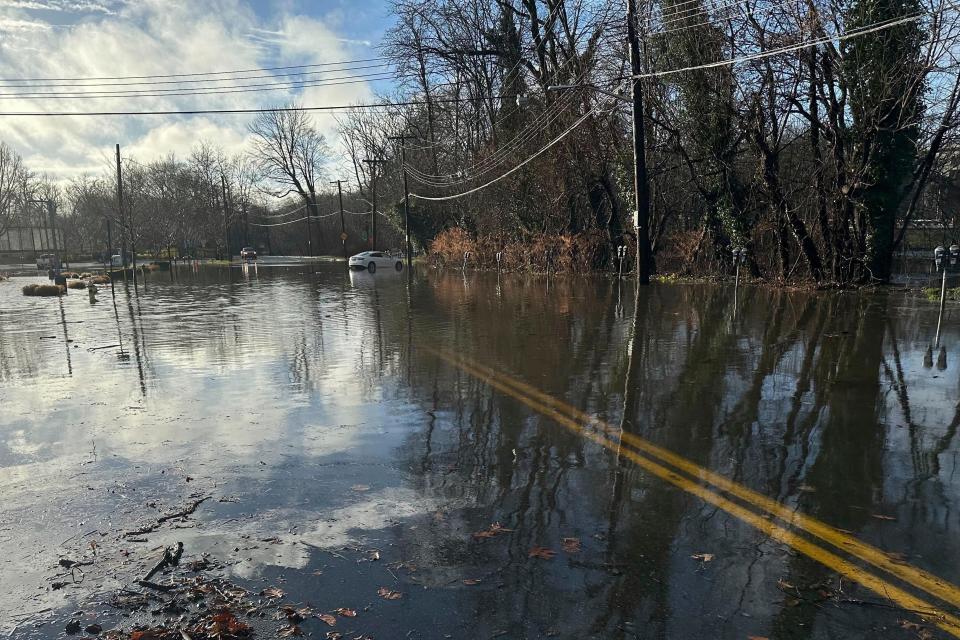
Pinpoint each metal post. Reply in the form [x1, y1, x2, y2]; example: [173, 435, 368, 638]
[936, 264, 948, 348]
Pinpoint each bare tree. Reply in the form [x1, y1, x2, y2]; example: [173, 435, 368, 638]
[0, 142, 30, 242]
[248, 106, 331, 249]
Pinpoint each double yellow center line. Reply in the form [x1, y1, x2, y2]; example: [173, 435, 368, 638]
[427, 346, 960, 637]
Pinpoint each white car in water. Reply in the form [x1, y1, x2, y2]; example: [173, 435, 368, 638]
[348, 251, 403, 273]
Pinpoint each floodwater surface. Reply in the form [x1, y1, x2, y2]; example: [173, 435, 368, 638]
[1, 264, 959, 639]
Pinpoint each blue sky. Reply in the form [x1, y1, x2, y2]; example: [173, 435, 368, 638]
[0, 0, 397, 181]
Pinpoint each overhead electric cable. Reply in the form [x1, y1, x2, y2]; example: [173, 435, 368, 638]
[0, 71, 399, 100]
[0, 56, 390, 83]
[0, 95, 510, 117]
[0, 62, 392, 89]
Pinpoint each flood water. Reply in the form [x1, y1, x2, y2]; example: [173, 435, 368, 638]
[1, 264, 959, 639]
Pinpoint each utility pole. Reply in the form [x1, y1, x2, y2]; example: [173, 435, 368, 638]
[331, 179, 347, 259]
[116, 143, 136, 281]
[220, 174, 230, 261]
[627, 0, 652, 284]
[363, 159, 386, 249]
[389, 134, 413, 270]
[105, 217, 113, 270]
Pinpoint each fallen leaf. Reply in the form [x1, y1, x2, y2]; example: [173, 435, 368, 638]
[561, 537, 581, 553]
[529, 546, 556, 560]
[691, 553, 714, 562]
[326, 633, 342, 640]
[462, 578, 482, 585]
[472, 522, 515, 540]
[334, 608, 357, 618]
[369, 550, 380, 561]
[278, 624, 303, 637]
[200, 611, 251, 637]
[260, 586, 285, 599]
[351, 484, 370, 492]
[377, 587, 403, 600]
[317, 614, 337, 627]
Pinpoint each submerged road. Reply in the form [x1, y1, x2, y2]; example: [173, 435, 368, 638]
[2, 263, 959, 639]
[431, 346, 960, 637]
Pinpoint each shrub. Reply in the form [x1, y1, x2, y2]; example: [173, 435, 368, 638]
[22, 283, 64, 296]
[428, 227, 612, 273]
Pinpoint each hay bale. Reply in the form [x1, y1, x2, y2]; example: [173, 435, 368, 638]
[80, 272, 94, 278]
[61, 271, 80, 279]
[22, 283, 64, 297]
[89, 275, 111, 285]
[67, 280, 87, 290]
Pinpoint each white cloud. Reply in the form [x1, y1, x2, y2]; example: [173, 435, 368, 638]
[0, 1, 383, 183]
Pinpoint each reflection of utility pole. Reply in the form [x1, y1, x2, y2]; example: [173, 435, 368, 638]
[363, 159, 386, 249]
[389, 134, 413, 270]
[331, 179, 347, 259]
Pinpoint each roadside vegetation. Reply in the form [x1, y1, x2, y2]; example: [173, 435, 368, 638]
[0, 1, 957, 284]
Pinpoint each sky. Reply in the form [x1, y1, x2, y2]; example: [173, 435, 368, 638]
[0, 0, 394, 182]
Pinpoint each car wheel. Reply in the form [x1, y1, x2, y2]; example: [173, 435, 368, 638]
[395, 261, 403, 271]
[368, 262, 377, 273]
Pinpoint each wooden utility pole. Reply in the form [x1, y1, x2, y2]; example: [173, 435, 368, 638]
[116, 143, 136, 281]
[626, 0, 652, 285]
[362, 159, 386, 249]
[389, 135, 413, 270]
[220, 174, 230, 261]
[331, 179, 347, 259]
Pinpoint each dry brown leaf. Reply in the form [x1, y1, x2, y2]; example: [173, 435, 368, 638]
[462, 578, 482, 585]
[334, 608, 357, 618]
[561, 537, 581, 553]
[472, 522, 514, 540]
[326, 633, 342, 640]
[529, 546, 556, 560]
[377, 587, 403, 600]
[201, 610, 251, 637]
[260, 586, 285, 599]
[317, 614, 337, 627]
[278, 624, 303, 637]
[691, 553, 714, 562]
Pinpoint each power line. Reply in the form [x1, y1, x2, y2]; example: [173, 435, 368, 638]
[632, 10, 937, 80]
[0, 62, 393, 90]
[410, 106, 602, 202]
[0, 95, 510, 117]
[405, 75, 588, 183]
[0, 56, 390, 83]
[0, 71, 399, 100]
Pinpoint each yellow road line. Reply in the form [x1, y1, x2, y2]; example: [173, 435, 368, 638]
[428, 347, 960, 637]
[436, 348, 960, 614]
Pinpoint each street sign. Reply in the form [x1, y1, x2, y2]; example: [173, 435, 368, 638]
[340, 232, 348, 241]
